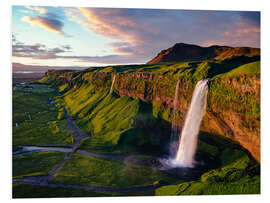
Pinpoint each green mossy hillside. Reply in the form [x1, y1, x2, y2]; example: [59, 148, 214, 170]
[56, 80, 170, 154]
[13, 85, 74, 148]
[41, 57, 260, 159]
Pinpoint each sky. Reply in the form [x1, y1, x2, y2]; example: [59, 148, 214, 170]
[12, 6, 260, 72]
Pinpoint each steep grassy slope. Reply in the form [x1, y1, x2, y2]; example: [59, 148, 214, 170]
[40, 57, 260, 161]
[53, 80, 170, 154]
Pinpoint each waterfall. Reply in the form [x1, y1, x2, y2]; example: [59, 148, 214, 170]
[109, 74, 116, 94]
[174, 79, 209, 167]
[170, 80, 180, 157]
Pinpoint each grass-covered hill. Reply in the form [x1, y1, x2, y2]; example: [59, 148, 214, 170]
[147, 43, 260, 64]
[39, 53, 260, 163]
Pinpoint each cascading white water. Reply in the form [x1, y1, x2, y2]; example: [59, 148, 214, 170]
[109, 74, 116, 94]
[170, 80, 180, 157]
[173, 79, 209, 167]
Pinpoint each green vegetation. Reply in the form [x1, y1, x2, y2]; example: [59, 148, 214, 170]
[155, 175, 260, 195]
[208, 63, 260, 131]
[57, 110, 65, 120]
[42, 56, 260, 154]
[58, 83, 69, 93]
[197, 140, 219, 157]
[54, 79, 170, 154]
[13, 85, 74, 147]
[217, 61, 260, 77]
[51, 153, 176, 188]
[38, 74, 56, 84]
[13, 184, 111, 198]
[13, 151, 66, 178]
[12, 183, 155, 198]
[155, 133, 260, 195]
[13, 55, 260, 197]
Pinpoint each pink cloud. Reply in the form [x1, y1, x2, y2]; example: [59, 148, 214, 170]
[22, 16, 64, 34]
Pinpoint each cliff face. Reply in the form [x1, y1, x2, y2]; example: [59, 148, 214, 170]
[42, 59, 260, 162]
[115, 72, 260, 161]
[147, 43, 260, 64]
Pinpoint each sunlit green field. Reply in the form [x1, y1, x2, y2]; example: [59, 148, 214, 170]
[13, 184, 111, 198]
[13, 151, 67, 178]
[51, 153, 176, 188]
[12, 85, 74, 148]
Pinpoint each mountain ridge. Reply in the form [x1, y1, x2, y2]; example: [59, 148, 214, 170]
[147, 43, 260, 64]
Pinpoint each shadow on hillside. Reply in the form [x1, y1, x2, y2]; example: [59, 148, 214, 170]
[207, 55, 260, 78]
[117, 101, 172, 156]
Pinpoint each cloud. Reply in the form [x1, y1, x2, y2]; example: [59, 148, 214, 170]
[61, 45, 72, 51]
[12, 40, 144, 64]
[65, 8, 260, 61]
[15, 8, 260, 65]
[21, 6, 67, 35]
[12, 62, 86, 72]
[19, 10, 32, 14]
[12, 34, 22, 45]
[25, 6, 48, 14]
[65, 8, 154, 48]
[239, 11, 260, 27]
[22, 16, 64, 34]
[12, 42, 72, 59]
[60, 54, 144, 64]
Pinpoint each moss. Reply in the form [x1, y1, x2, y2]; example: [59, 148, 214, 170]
[197, 140, 219, 157]
[13, 151, 66, 178]
[58, 83, 69, 92]
[155, 184, 181, 196]
[156, 174, 260, 195]
[51, 153, 175, 188]
[216, 61, 260, 78]
[208, 73, 260, 131]
[57, 108, 65, 120]
[227, 170, 246, 182]
[220, 148, 250, 169]
[12, 184, 110, 198]
[38, 74, 55, 84]
[13, 85, 74, 147]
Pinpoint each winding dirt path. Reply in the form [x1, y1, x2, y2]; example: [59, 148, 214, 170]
[44, 106, 89, 181]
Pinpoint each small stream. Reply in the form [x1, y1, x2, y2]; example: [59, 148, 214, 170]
[13, 146, 73, 157]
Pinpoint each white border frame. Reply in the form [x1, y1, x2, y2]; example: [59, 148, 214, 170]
[2, 0, 269, 203]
